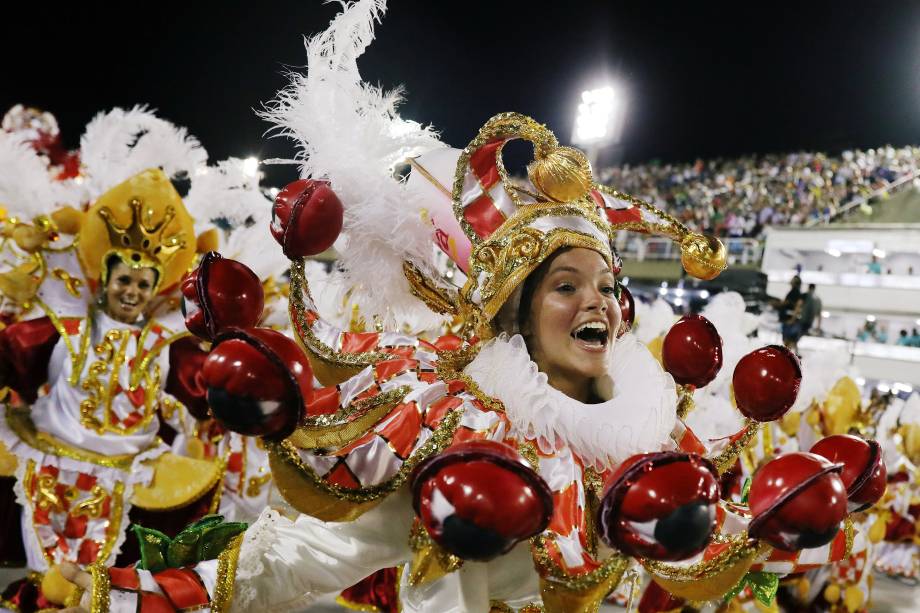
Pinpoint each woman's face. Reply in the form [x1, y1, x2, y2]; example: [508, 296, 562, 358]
[104, 261, 156, 323]
[523, 248, 622, 401]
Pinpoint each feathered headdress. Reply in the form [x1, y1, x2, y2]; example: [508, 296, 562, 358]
[79, 105, 208, 202]
[261, 0, 447, 330]
[266, 0, 726, 338]
[0, 132, 75, 219]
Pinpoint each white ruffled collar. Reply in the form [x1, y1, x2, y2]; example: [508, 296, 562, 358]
[463, 333, 677, 470]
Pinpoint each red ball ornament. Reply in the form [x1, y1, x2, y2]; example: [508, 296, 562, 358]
[732, 345, 801, 422]
[181, 252, 264, 341]
[617, 284, 635, 338]
[598, 452, 720, 561]
[810, 435, 887, 512]
[661, 314, 723, 388]
[748, 452, 848, 551]
[270, 179, 344, 258]
[411, 440, 553, 561]
[202, 327, 312, 440]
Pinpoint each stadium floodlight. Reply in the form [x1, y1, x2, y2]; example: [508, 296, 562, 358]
[573, 85, 626, 151]
[242, 156, 260, 178]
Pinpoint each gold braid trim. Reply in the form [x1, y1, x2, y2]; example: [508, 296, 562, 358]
[211, 533, 245, 613]
[5, 407, 137, 471]
[407, 520, 463, 587]
[532, 534, 629, 613]
[844, 516, 855, 558]
[269, 408, 463, 520]
[335, 595, 385, 612]
[641, 535, 765, 581]
[289, 386, 411, 450]
[489, 602, 545, 613]
[288, 258, 395, 372]
[402, 261, 460, 317]
[88, 562, 111, 613]
[709, 420, 762, 475]
[642, 537, 768, 602]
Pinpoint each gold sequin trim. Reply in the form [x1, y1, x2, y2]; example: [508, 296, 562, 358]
[288, 258, 396, 368]
[291, 386, 412, 450]
[211, 533, 244, 613]
[88, 562, 111, 613]
[271, 407, 463, 504]
[843, 515, 855, 558]
[531, 533, 629, 592]
[709, 420, 762, 475]
[641, 536, 767, 581]
[5, 407, 137, 470]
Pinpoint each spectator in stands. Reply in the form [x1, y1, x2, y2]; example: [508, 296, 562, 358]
[910, 328, 920, 347]
[857, 321, 877, 343]
[800, 284, 822, 334]
[867, 256, 882, 274]
[777, 275, 803, 323]
[897, 330, 912, 346]
[780, 276, 806, 350]
[876, 323, 889, 344]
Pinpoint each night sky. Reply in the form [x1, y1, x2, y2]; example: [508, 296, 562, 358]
[6, 1, 920, 185]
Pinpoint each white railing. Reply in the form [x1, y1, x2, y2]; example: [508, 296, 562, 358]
[766, 270, 920, 291]
[616, 235, 763, 266]
[806, 169, 920, 226]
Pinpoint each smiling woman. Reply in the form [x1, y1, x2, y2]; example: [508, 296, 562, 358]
[519, 247, 623, 403]
[102, 258, 157, 324]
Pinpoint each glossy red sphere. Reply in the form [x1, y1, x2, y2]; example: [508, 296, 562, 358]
[732, 345, 801, 422]
[748, 452, 848, 551]
[412, 440, 553, 561]
[661, 314, 723, 388]
[271, 179, 344, 258]
[181, 252, 264, 341]
[202, 327, 312, 439]
[617, 284, 635, 338]
[599, 452, 720, 561]
[810, 435, 887, 512]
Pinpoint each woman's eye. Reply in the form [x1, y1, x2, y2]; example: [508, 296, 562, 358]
[556, 283, 576, 293]
[139, 282, 150, 290]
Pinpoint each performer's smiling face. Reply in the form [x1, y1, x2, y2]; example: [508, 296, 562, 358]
[104, 261, 156, 324]
[522, 248, 621, 402]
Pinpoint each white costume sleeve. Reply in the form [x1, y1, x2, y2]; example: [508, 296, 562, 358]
[229, 487, 415, 612]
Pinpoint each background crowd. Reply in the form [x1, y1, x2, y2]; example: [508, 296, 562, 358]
[600, 145, 920, 236]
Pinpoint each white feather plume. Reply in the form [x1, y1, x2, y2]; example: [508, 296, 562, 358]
[0, 132, 74, 218]
[260, 0, 447, 330]
[221, 201, 291, 283]
[186, 157, 273, 235]
[79, 106, 207, 201]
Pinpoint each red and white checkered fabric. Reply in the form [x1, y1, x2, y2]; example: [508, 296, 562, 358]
[22, 462, 123, 567]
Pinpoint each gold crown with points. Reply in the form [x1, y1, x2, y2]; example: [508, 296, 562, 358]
[77, 168, 196, 293]
[98, 198, 186, 269]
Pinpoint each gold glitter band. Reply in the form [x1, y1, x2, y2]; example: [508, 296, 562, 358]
[211, 533, 244, 613]
[88, 562, 111, 613]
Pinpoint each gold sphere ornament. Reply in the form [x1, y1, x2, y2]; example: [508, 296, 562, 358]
[823, 583, 841, 604]
[41, 565, 77, 605]
[527, 146, 593, 202]
[843, 585, 864, 613]
[868, 516, 887, 543]
[680, 233, 727, 281]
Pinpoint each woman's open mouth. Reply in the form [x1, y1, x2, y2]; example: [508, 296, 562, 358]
[571, 321, 609, 351]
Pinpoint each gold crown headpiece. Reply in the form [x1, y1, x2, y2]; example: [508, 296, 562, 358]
[405, 112, 727, 337]
[77, 168, 196, 293]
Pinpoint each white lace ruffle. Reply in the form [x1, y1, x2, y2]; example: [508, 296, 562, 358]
[233, 507, 284, 610]
[463, 333, 677, 469]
